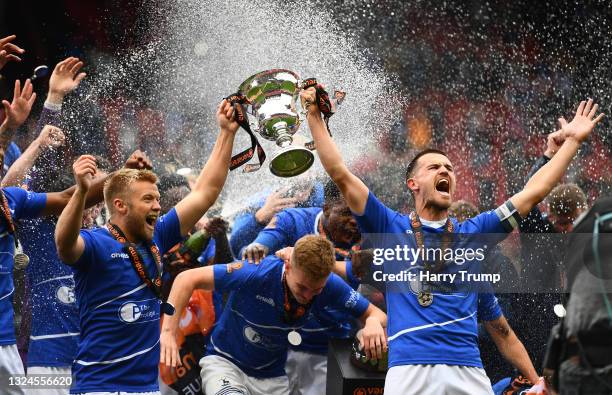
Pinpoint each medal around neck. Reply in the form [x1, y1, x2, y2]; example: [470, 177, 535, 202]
[13, 252, 30, 270]
[288, 330, 302, 346]
[417, 291, 433, 307]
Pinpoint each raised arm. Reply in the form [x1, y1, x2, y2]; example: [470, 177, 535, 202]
[173, 100, 238, 236]
[2, 125, 65, 186]
[54, 155, 97, 264]
[510, 99, 603, 217]
[0, 79, 36, 170]
[160, 265, 215, 367]
[301, 88, 369, 214]
[484, 315, 538, 384]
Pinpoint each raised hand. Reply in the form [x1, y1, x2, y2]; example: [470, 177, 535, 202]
[124, 150, 153, 170]
[203, 216, 229, 238]
[558, 99, 604, 144]
[37, 125, 66, 150]
[216, 99, 239, 134]
[544, 129, 564, 158]
[0, 35, 24, 70]
[255, 188, 298, 224]
[1, 79, 36, 130]
[47, 57, 87, 103]
[73, 155, 97, 192]
[300, 87, 318, 116]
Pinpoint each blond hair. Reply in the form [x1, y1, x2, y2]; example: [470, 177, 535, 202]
[292, 235, 335, 281]
[103, 169, 158, 214]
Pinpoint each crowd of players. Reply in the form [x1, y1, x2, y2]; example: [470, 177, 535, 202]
[0, 33, 609, 395]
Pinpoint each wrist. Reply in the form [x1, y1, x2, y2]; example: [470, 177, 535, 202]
[46, 91, 65, 106]
[254, 209, 269, 225]
[543, 149, 554, 159]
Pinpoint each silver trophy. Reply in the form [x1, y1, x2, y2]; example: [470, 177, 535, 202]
[237, 69, 342, 177]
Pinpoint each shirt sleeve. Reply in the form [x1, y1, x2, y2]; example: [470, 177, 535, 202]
[154, 208, 182, 255]
[71, 229, 97, 271]
[213, 259, 259, 292]
[3, 187, 47, 219]
[477, 292, 503, 322]
[353, 191, 396, 234]
[318, 273, 369, 318]
[229, 212, 265, 258]
[252, 210, 296, 253]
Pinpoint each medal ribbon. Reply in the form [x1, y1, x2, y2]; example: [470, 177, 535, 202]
[226, 92, 267, 173]
[411, 214, 454, 294]
[106, 222, 162, 299]
[282, 271, 313, 324]
[0, 189, 18, 248]
[300, 78, 335, 151]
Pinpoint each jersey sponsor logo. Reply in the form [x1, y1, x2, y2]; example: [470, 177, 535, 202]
[242, 326, 281, 350]
[118, 299, 158, 323]
[56, 285, 76, 305]
[255, 294, 275, 307]
[110, 252, 130, 259]
[345, 289, 360, 308]
[226, 262, 243, 273]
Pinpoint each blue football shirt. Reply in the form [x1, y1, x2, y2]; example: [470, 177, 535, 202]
[21, 217, 79, 367]
[207, 256, 369, 378]
[69, 208, 181, 394]
[355, 191, 511, 369]
[0, 187, 47, 345]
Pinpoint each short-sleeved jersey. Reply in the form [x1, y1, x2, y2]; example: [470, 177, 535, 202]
[0, 187, 46, 345]
[69, 209, 181, 394]
[207, 256, 369, 378]
[252, 207, 358, 354]
[3, 142, 21, 173]
[356, 192, 510, 369]
[21, 217, 78, 367]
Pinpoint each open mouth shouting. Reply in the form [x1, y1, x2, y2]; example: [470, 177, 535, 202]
[145, 213, 158, 229]
[435, 178, 451, 197]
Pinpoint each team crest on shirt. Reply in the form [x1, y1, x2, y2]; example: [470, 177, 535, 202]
[55, 286, 76, 305]
[226, 262, 243, 273]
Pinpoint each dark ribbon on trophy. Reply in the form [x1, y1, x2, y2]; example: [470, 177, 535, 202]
[106, 222, 163, 300]
[0, 189, 19, 250]
[301, 78, 337, 151]
[411, 213, 454, 307]
[226, 92, 266, 173]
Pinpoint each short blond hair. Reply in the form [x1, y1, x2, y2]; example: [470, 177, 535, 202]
[292, 235, 335, 281]
[103, 169, 158, 214]
[548, 184, 587, 216]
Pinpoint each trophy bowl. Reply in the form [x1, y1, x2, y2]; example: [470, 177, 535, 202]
[238, 69, 315, 178]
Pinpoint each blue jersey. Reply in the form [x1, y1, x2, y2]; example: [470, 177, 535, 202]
[3, 142, 21, 174]
[252, 207, 358, 354]
[356, 192, 511, 369]
[69, 209, 181, 394]
[0, 187, 46, 345]
[21, 217, 79, 367]
[207, 256, 369, 378]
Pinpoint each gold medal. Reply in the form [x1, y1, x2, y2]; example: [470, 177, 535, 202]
[417, 291, 433, 307]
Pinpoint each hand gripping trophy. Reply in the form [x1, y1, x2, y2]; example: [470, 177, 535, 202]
[226, 69, 345, 177]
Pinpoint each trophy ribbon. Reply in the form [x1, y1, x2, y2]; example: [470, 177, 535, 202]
[300, 78, 339, 151]
[226, 92, 267, 173]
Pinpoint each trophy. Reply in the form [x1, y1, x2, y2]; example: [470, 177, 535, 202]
[228, 69, 344, 178]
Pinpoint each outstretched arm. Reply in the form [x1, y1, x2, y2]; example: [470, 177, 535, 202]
[301, 88, 369, 214]
[510, 99, 603, 217]
[484, 315, 538, 384]
[174, 100, 238, 236]
[160, 265, 215, 367]
[54, 155, 97, 264]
